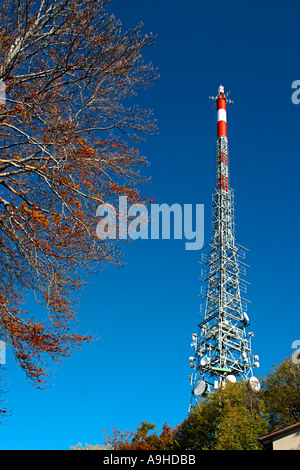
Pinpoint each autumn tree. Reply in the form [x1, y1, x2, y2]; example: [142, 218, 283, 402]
[100, 421, 177, 450]
[71, 421, 177, 450]
[261, 358, 300, 431]
[0, 0, 158, 387]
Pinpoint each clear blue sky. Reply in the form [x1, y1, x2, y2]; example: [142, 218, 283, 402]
[1, 0, 300, 450]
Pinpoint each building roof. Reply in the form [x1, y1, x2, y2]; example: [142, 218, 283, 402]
[258, 422, 300, 445]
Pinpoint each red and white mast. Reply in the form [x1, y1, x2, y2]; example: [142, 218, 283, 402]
[216, 84, 227, 138]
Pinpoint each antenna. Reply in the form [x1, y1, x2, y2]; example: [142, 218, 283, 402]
[209, 85, 234, 109]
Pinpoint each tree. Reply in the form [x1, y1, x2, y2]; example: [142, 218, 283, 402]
[0, 0, 158, 387]
[261, 358, 300, 431]
[175, 381, 269, 450]
[101, 421, 177, 450]
[72, 421, 177, 450]
[214, 388, 268, 450]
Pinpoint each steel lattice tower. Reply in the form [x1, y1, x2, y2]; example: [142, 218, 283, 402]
[189, 85, 260, 410]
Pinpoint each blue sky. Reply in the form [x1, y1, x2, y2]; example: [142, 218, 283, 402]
[1, 0, 300, 450]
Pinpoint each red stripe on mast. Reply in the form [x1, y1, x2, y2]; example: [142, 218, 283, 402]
[216, 85, 227, 137]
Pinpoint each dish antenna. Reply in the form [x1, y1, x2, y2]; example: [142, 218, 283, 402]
[200, 355, 210, 367]
[194, 380, 209, 397]
[249, 376, 260, 392]
[226, 375, 237, 384]
[243, 312, 250, 323]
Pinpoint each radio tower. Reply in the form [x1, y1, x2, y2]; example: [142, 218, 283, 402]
[189, 85, 260, 410]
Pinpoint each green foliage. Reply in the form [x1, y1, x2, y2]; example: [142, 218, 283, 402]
[175, 358, 300, 450]
[175, 381, 269, 450]
[261, 358, 300, 431]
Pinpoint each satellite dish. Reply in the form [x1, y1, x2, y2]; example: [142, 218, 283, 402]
[226, 375, 236, 384]
[200, 356, 210, 367]
[249, 376, 260, 392]
[194, 380, 208, 397]
[243, 312, 250, 322]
